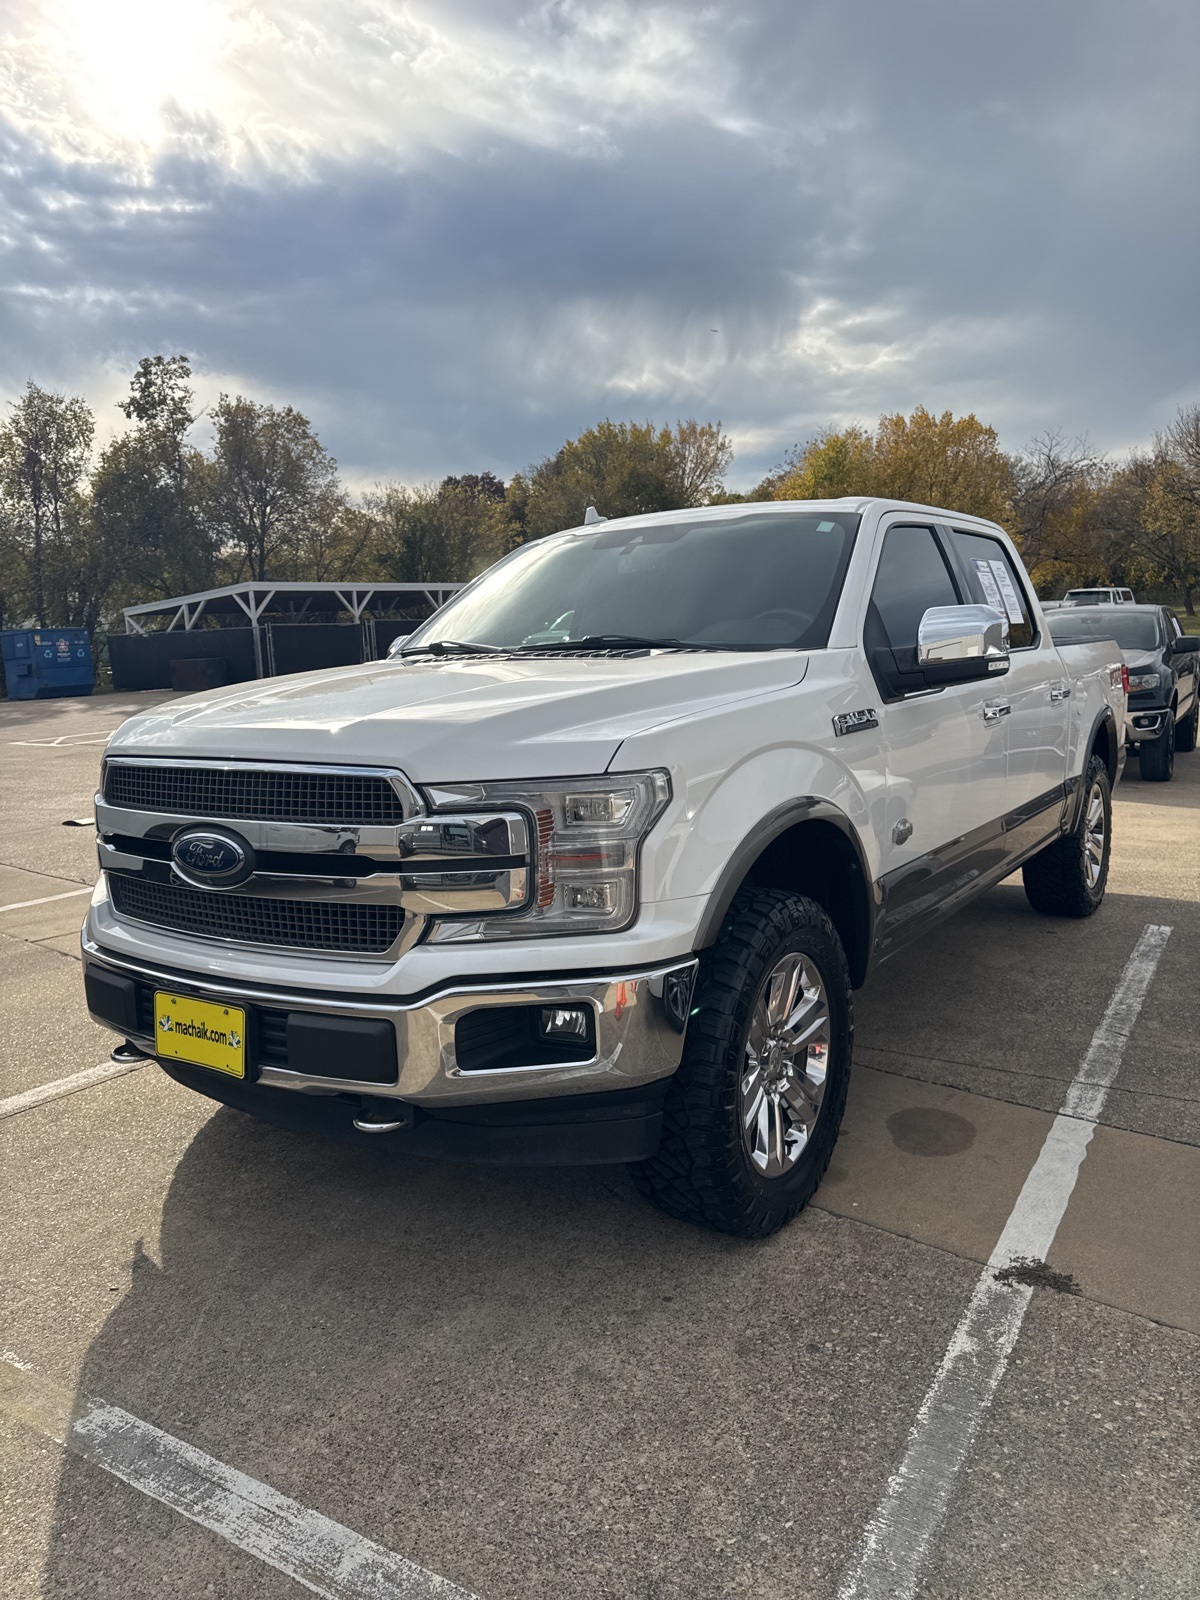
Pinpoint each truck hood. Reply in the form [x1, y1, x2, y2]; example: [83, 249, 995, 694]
[108, 652, 809, 781]
[1121, 649, 1162, 672]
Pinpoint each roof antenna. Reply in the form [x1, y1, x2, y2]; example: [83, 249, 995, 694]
[583, 504, 607, 525]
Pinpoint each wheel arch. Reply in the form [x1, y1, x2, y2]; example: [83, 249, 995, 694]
[693, 800, 877, 989]
[1088, 707, 1120, 786]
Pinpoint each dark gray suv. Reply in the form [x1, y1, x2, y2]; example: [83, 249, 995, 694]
[1047, 603, 1200, 781]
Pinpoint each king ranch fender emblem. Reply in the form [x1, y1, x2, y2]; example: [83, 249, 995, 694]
[832, 709, 879, 737]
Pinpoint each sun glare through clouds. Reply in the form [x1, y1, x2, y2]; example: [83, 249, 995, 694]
[6, 0, 230, 158]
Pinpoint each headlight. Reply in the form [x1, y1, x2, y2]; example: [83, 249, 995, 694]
[426, 770, 671, 941]
[1128, 672, 1161, 691]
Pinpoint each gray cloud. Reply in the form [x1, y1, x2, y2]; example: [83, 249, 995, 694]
[1, 0, 1198, 488]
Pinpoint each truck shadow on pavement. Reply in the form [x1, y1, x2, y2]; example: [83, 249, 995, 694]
[39, 887, 1200, 1599]
[39, 1087, 977, 1600]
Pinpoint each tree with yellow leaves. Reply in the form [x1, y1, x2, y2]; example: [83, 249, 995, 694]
[767, 407, 1012, 522]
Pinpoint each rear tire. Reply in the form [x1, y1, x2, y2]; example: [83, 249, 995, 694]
[630, 889, 852, 1239]
[1174, 700, 1198, 754]
[1022, 754, 1111, 918]
[1139, 713, 1175, 781]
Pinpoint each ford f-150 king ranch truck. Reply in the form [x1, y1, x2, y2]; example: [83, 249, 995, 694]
[83, 499, 1126, 1237]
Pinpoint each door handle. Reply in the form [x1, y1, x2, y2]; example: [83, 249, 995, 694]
[981, 700, 1012, 722]
[1049, 685, 1071, 702]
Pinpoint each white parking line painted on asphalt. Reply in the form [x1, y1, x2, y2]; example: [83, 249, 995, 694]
[0, 886, 92, 914]
[0, 1059, 147, 1120]
[0, 1356, 478, 1600]
[837, 922, 1173, 1600]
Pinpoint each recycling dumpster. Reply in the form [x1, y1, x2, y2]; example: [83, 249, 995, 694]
[1, 628, 95, 699]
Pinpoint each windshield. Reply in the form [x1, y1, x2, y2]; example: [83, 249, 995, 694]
[1063, 590, 1112, 604]
[1048, 610, 1162, 651]
[404, 511, 860, 652]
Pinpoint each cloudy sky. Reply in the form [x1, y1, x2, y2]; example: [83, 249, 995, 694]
[2, 0, 1198, 489]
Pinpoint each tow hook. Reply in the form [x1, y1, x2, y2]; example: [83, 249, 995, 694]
[111, 1039, 152, 1064]
[352, 1096, 414, 1134]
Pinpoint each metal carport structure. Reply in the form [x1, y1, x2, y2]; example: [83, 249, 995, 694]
[114, 581, 464, 688]
[122, 581, 462, 635]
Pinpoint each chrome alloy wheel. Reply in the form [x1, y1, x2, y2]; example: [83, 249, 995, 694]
[739, 952, 831, 1179]
[1084, 780, 1106, 889]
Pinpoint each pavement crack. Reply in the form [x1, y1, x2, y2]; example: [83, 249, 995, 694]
[811, 1204, 1199, 1340]
[856, 1059, 1200, 1148]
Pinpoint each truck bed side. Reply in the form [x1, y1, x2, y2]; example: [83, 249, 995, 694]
[1052, 638, 1126, 781]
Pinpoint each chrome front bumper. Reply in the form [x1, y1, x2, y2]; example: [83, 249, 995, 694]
[82, 936, 696, 1107]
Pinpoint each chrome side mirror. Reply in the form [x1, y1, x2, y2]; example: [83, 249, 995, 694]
[918, 604, 1009, 666]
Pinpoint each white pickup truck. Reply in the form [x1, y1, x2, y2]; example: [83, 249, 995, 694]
[83, 499, 1126, 1236]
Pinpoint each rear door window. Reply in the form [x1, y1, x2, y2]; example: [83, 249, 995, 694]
[951, 531, 1035, 649]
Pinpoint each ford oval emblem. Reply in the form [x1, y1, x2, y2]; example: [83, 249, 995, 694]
[171, 829, 253, 887]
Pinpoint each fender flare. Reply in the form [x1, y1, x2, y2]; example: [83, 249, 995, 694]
[1089, 705, 1120, 783]
[1066, 705, 1120, 828]
[692, 796, 877, 985]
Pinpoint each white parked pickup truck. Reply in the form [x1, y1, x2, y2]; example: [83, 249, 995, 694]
[83, 500, 1126, 1236]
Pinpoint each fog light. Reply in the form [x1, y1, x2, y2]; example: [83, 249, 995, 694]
[539, 1005, 590, 1039]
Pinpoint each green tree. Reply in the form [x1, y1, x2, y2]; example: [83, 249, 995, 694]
[364, 476, 512, 583]
[0, 380, 94, 625]
[207, 396, 343, 581]
[110, 354, 214, 597]
[521, 419, 733, 538]
[90, 434, 192, 611]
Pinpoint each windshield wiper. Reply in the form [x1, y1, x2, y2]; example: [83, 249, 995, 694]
[398, 639, 503, 657]
[517, 633, 692, 652]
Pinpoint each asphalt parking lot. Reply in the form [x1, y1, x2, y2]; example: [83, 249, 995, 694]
[2, 691, 1198, 1600]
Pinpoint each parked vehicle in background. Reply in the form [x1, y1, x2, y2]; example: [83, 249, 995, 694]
[1047, 603, 1200, 781]
[1061, 587, 1135, 606]
[83, 498, 1126, 1238]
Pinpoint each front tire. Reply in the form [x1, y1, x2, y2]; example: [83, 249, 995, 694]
[630, 889, 852, 1238]
[1139, 712, 1176, 781]
[1022, 754, 1111, 917]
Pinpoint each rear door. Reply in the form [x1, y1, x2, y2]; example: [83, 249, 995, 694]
[947, 527, 1069, 852]
[866, 520, 1008, 953]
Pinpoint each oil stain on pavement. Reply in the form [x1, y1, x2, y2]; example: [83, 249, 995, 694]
[886, 1106, 977, 1157]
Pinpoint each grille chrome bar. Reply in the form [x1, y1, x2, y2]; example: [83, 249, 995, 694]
[94, 800, 528, 865]
[100, 844, 529, 916]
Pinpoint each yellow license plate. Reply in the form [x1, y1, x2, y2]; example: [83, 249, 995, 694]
[153, 991, 246, 1078]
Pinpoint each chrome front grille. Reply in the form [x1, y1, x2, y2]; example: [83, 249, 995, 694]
[110, 875, 405, 955]
[103, 761, 408, 825]
[96, 759, 533, 960]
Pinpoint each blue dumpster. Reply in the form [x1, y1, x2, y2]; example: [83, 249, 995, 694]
[1, 628, 95, 699]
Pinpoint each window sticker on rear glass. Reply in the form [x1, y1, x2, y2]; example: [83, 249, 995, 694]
[980, 558, 1024, 624]
[972, 558, 1004, 614]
